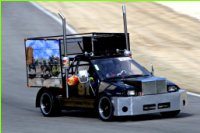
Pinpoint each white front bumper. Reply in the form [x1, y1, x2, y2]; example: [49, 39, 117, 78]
[112, 89, 187, 116]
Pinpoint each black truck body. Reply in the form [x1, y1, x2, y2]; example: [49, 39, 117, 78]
[25, 32, 187, 121]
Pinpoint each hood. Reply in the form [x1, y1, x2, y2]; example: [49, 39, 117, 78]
[123, 76, 165, 86]
[105, 76, 169, 95]
[123, 76, 167, 95]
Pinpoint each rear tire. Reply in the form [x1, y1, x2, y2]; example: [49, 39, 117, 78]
[98, 96, 114, 121]
[39, 91, 60, 116]
[160, 110, 180, 118]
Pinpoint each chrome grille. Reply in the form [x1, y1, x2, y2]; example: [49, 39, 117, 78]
[156, 80, 167, 94]
[142, 79, 167, 95]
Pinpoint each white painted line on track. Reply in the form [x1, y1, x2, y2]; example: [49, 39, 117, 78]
[31, 2, 200, 98]
[30, 2, 76, 34]
[187, 92, 200, 97]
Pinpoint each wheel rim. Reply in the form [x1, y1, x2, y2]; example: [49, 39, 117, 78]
[40, 93, 52, 115]
[98, 97, 112, 120]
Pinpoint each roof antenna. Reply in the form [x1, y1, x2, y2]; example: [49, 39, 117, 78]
[122, 3, 129, 50]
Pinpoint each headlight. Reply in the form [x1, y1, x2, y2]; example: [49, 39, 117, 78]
[167, 86, 179, 92]
[127, 90, 136, 96]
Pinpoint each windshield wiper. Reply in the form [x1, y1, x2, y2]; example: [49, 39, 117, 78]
[105, 74, 149, 81]
[105, 76, 123, 81]
[124, 74, 149, 78]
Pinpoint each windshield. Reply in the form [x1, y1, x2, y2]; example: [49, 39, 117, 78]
[91, 57, 151, 80]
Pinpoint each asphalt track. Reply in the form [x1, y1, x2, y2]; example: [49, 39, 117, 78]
[2, 2, 200, 133]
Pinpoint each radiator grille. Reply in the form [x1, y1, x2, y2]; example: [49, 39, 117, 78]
[142, 80, 167, 95]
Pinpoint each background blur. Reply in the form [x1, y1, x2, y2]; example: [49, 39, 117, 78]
[37, 2, 200, 93]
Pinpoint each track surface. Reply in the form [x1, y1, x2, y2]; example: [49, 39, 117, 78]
[2, 2, 200, 133]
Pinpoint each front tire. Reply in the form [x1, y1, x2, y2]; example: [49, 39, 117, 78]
[40, 91, 60, 116]
[98, 96, 114, 121]
[160, 110, 180, 118]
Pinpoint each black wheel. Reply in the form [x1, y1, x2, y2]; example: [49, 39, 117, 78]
[39, 91, 60, 116]
[98, 96, 114, 121]
[160, 110, 180, 118]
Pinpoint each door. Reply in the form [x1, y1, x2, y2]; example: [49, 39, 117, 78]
[67, 58, 97, 98]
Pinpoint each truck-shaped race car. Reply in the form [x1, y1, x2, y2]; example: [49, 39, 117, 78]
[24, 6, 187, 121]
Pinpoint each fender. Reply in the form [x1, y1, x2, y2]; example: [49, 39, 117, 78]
[35, 87, 63, 107]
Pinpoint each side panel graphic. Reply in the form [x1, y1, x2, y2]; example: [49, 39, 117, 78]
[25, 40, 62, 87]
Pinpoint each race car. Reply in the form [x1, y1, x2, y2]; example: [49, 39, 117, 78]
[25, 32, 187, 121]
[25, 5, 187, 121]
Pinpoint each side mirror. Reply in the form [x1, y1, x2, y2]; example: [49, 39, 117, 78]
[151, 64, 154, 76]
[78, 70, 89, 83]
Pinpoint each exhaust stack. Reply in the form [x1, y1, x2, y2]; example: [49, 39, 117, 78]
[122, 4, 129, 50]
[58, 12, 67, 56]
[58, 12, 69, 98]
